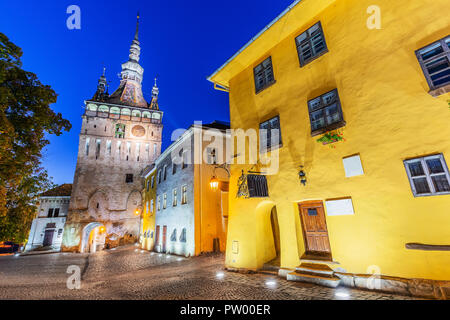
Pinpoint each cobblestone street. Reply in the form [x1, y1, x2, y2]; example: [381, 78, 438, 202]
[0, 245, 417, 300]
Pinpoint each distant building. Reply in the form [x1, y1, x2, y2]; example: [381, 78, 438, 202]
[147, 121, 230, 257]
[25, 184, 72, 252]
[62, 15, 163, 253]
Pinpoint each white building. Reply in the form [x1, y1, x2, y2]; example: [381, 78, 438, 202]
[25, 184, 72, 252]
[154, 121, 230, 257]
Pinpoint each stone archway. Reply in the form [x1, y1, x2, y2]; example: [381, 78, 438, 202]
[80, 222, 106, 253]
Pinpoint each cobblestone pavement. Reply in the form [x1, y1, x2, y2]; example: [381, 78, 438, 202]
[0, 245, 418, 300]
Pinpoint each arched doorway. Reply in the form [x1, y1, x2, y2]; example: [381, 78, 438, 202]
[80, 222, 106, 253]
[270, 207, 281, 265]
[254, 201, 281, 269]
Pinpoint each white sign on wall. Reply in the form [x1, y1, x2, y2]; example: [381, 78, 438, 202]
[325, 198, 355, 216]
[343, 154, 364, 177]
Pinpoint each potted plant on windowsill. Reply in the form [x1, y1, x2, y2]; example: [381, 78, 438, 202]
[317, 130, 345, 148]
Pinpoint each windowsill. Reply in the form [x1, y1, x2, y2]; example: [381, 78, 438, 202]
[413, 191, 450, 198]
[428, 83, 450, 97]
[255, 80, 277, 95]
[300, 49, 329, 68]
[311, 121, 346, 137]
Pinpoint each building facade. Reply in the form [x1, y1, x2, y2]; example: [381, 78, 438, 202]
[149, 121, 230, 257]
[62, 16, 163, 253]
[140, 165, 157, 251]
[25, 184, 72, 252]
[208, 0, 450, 298]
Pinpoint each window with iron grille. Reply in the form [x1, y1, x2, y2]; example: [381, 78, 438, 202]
[254, 57, 275, 93]
[416, 36, 450, 92]
[247, 175, 269, 198]
[296, 22, 328, 67]
[308, 89, 345, 135]
[259, 116, 282, 152]
[53, 208, 60, 217]
[47, 208, 54, 218]
[404, 154, 450, 197]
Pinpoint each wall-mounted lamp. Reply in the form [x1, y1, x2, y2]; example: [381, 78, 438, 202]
[299, 166, 307, 186]
[209, 176, 219, 191]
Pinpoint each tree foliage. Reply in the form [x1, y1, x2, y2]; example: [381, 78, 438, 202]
[0, 32, 71, 243]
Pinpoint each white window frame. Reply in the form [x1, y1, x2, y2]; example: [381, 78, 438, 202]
[404, 154, 450, 197]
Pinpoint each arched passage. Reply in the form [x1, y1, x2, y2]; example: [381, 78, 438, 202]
[80, 222, 106, 253]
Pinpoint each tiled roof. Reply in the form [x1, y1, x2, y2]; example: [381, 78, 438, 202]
[40, 184, 73, 197]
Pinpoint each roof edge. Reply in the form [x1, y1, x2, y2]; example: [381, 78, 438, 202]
[207, 0, 304, 84]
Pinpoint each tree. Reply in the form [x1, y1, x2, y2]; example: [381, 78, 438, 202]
[0, 32, 71, 243]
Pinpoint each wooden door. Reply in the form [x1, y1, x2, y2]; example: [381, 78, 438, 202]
[43, 229, 54, 247]
[162, 226, 167, 253]
[155, 226, 160, 250]
[298, 201, 331, 257]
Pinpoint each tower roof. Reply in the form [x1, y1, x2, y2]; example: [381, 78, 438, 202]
[91, 14, 159, 109]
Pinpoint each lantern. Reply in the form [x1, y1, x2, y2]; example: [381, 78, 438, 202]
[210, 176, 219, 191]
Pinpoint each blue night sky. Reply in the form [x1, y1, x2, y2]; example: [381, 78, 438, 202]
[0, 0, 293, 185]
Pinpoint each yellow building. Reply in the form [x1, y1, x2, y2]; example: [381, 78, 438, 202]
[140, 165, 158, 251]
[208, 0, 450, 298]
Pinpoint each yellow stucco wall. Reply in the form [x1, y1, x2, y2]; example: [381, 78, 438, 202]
[217, 0, 450, 280]
[193, 128, 229, 255]
[140, 169, 157, 251]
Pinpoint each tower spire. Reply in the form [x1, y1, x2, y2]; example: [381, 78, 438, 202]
[135, 12, 140, 41]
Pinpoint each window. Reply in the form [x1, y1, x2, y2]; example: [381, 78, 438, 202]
[157, 196, 161, 211]
[85, 138, 90, 156]
[172, 163, 177, 175]
[153, 143, 157, 157]
[150, 199, 154, 213]
[163, 165, 168, 181]
[182, 150, 188, 169]
[173, 189, 178, 207]
[416, 36, 450, 92]
[145, 144, 149, 159]
[117, 141, 122, 155]
[106, 140, 112, 156]
[151, 176, 155, 188]
[136, 143, 140, 162]
[126, 174, 133, 183]
[404, 154, 450, 197]
[146, 180, 150, 192]
[115, 124, 125, 138]
[163, 194, 167, 209]
[158, 170, 162, 184]
[206, 148, 216, 165]
[254, 57, 275, 93]
[170, 229, 177, 242]
[54, 208, 60, 217]
[180, 228, 187, 243]
[259, 116, 282, 152]
[247, 175, 269, 198]
[95, 139, 101, 159]
[296, 22, 328, 67]
[181, 185, 187, 204]
[47, 208, 54, 218]
[308, 89, 345, 135]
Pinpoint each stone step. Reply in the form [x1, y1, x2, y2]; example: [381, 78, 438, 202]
[287, 271, 341, 288]
[296, 263, 334, 276]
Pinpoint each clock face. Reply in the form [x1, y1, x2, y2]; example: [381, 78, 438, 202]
[132, 125, 145, 137]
